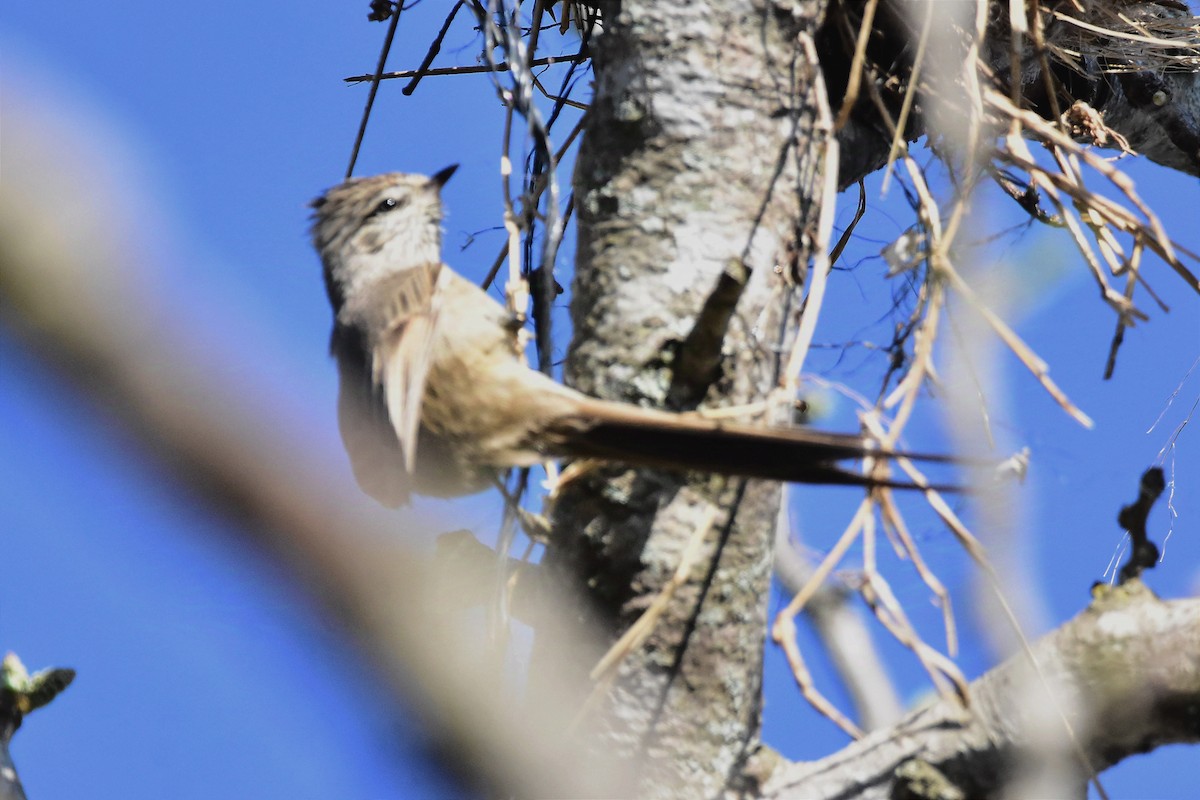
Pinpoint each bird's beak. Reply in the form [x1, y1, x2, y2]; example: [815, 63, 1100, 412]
[429, 164, 458, 189]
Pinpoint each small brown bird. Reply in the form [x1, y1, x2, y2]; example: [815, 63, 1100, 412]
[311, 168, 957, 506]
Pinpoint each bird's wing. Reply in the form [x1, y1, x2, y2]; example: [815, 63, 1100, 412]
[374, 263, 443, 471]
[332, 324, 411, 507]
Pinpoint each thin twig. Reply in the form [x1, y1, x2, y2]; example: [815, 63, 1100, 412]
[401, 1, 465, 96]
[344, 52, 588, 84]
[833, 0, 881, 132]
[345, 6, 404, 178]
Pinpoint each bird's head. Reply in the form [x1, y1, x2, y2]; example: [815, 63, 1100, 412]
[311, 166, 457, 311]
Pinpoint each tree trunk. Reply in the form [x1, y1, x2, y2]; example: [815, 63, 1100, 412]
[539, 1, 831, 796]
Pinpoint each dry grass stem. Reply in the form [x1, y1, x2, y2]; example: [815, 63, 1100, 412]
[834, 0, 882, 132]
[773, 610, 866, 739]
[784, 33, 841, 388]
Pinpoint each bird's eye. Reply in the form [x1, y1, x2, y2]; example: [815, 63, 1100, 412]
[369, 196, 405, 218]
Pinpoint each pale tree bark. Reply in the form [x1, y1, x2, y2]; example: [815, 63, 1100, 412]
[536, 1, 831, 797]
[539, 1, 831, 796]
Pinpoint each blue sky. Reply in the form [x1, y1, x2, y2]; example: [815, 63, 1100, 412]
[2, 3, 1197, 798]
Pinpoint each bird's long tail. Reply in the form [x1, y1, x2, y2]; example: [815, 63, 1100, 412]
[543, 398, 964, 491]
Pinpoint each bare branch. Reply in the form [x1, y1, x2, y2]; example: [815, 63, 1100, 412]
[765, 583, 1200, 800]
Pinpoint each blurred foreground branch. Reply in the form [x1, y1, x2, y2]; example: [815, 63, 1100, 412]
[0, 97, 616, 797]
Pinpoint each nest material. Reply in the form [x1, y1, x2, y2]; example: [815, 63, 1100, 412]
[1043, 0, 1200, 74]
